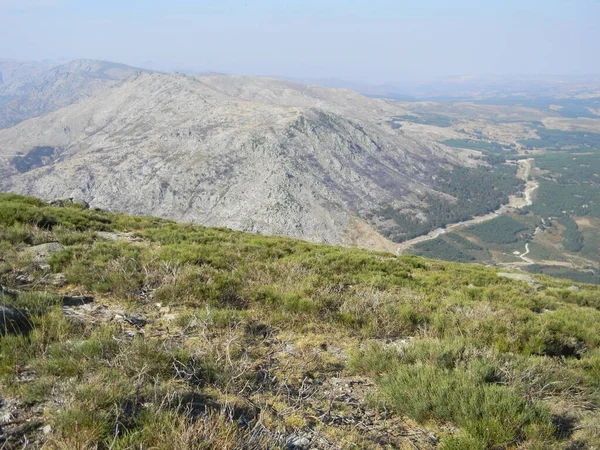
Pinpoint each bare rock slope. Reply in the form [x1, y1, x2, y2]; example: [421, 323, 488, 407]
[0, 71, 468, 245]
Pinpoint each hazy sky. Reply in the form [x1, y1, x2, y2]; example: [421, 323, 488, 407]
[1, 0, 599, 83]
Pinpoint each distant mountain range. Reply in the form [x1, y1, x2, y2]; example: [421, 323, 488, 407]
[0, 59, 151, 129]
[284, 74, 600, 102]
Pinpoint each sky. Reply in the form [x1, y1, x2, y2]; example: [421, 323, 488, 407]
[0, 0, 599, 84]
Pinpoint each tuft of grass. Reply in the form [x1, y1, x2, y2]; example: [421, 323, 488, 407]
[380, 363, 553, 448]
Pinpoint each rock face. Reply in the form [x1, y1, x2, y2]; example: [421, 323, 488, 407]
[0, 67, 473, 246]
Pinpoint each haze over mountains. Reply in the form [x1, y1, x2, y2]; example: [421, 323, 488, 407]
[0, 59, 151, 129]
[0, 59, 473, 246]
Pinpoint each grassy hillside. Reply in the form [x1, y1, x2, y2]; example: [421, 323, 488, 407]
[1, 194, 599, 449]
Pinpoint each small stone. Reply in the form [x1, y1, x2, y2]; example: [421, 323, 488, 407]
[97, 231, 122, 241]
[284, 343, 296, 354]
[124, 313, 147, 328]
[15, 273, 35, 284]
[42, 425, 52, 434]
[22, 243, 64, 260]
[50, 273, 68, 287]
[567, 286, 580, 291]
[286, 433, 311, 450]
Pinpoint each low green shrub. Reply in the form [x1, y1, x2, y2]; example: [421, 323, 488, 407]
[380, 363, 553, 447]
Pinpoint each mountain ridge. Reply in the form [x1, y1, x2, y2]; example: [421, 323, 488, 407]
[0, 69, 471, 246]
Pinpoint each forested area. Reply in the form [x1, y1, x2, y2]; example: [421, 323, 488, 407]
[465, 215, 529, 244]
[531, 151, 600, 218]
[412, 238, 475, 263]
[444, 232, 483, 250]
[376, 165, 523, 242]
[441, 139, 514, 154]
[526, 264, 600, 285]
[520, 126, 600, 150]
[557, 216, 584, 252]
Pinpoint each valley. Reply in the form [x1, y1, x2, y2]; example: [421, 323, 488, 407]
[395, 104, 600, 284]
[395, 158, 538, 254]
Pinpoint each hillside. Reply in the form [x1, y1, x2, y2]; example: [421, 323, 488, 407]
[1, 194, 599, 449]
[0, 70, 476, 247]
[0, 59, 151, 129]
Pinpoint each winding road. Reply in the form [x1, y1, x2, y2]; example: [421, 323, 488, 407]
[517, 242, 535, 264]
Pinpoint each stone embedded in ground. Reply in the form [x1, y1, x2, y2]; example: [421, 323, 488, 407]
[286, 433, 311, 450]
[22, 243, 64, 261]
[124, 313, 147, 328]
[60, 295, 94, 307]
[497, 272, 535, 284]
[48, 273, 67, 287]
[0, 305, 31, 335]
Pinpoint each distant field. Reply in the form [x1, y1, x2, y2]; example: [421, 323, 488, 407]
[477, 97, 600, 119]
[391, 113, 455, 127]
[441, 138, 514, 154]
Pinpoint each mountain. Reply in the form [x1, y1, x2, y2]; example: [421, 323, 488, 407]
[0, 59, 152, 129]
[0, 70, 471, 246]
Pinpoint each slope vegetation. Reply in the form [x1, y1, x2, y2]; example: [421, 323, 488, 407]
[1, 194, 599, 449]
